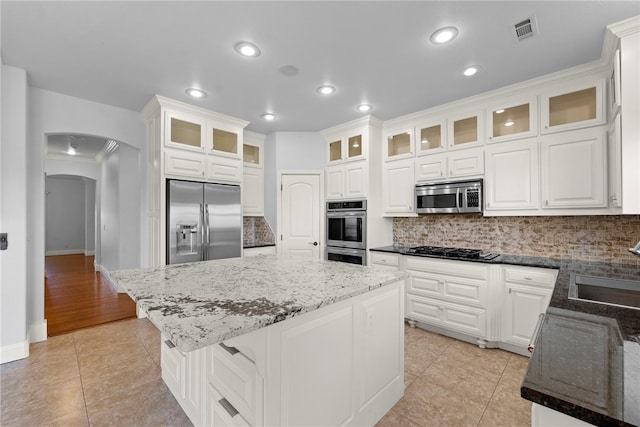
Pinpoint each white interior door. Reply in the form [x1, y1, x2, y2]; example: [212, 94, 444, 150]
[280, 173, 321, 258]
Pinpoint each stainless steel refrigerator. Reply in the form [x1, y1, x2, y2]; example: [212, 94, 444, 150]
[167, 179, 241, 265]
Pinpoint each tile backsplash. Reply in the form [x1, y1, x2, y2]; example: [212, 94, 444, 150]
[243, 216, 276, 247]
[394, 215, 640, 265]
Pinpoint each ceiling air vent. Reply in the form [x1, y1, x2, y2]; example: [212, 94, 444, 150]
[514, 16, 538, 41]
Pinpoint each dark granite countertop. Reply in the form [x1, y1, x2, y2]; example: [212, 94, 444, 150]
[369, 245, 640, 426]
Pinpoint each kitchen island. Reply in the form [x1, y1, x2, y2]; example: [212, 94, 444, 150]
[110, 255, 408, 427]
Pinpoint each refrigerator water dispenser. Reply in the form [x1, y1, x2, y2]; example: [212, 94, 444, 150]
[177, 224, 198, 255]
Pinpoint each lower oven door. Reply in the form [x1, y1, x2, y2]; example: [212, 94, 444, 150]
[326, 246, 366, 266]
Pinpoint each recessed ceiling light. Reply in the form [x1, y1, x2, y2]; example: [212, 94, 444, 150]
[495, 109, 505, 114]
[185, 88, 207, 99]
[234, 41, 261, 57]
[317, 85, 336, 95]
[463, 66, 480, 77]
[356, 104, 372, 113]
[430, 27, 459, 45]
[504, 120, 515, 127]
[261, 113, 276, 121]
[421, 139, 428, 144]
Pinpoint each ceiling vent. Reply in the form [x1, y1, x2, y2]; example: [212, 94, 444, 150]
[514, 16, 538, 41]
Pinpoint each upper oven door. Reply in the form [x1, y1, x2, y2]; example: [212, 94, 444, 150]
[326, 211, 366, 249]
[415, 185, 459, 213]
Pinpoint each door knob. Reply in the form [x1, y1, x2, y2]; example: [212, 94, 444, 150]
[310, 241, 318, 246]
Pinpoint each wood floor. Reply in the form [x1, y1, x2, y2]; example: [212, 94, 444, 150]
[45, 254, 136, 336]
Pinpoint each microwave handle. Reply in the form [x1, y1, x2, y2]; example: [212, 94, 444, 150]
[456, 188, 462, 212]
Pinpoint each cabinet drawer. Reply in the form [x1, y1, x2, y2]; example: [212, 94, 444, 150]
[405, 257, 488, 280]
[207, 155, 242, 183]
[161, 336, 185, 398]
[208, 384, 251, 427]
[165, 150, 206, 178]
[370, 252, 400, 268]
[406, 295, 486, 337]
[407, 269, 486, 307]
[504, 266, 558, 288]
[209, 343, 259, 426]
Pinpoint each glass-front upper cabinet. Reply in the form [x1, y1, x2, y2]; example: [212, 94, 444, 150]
[488, 97, 537, 143]
[165, 111, 205, 151]
[210, 127, 239, 157]
[447, 111, 484, 149]
[415, 119, 446, 156]
[326, 130, 365, 163]
[541, 79, 605, 134]
[243, 130, 265, 167]
[384, 128, 414, 161]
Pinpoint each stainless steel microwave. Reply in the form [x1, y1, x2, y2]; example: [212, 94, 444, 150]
[415, 179, 483, 214]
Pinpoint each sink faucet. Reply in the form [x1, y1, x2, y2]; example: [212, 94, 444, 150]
[630, 241, 640, 256]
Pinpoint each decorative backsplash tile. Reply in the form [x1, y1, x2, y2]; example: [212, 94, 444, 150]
[243, 216, 276, 247]
[393, 215, 640, 265]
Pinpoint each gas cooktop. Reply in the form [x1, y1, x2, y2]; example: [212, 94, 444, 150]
[406, 245, 500, 261]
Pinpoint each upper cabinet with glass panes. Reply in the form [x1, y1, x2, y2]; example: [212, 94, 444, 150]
[415, 119, 446, 156]
[384, 127, 414, 161]
[243, 130, 265, 168]
[541, 79, 605, 134]
[487, 97, 537, 143]
[447, 111, 484, 150]
[326, 130, 366, 164]
[165, 111, 206, 151]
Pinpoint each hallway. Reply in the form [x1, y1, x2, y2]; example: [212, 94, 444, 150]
[45, 254, 136, 336]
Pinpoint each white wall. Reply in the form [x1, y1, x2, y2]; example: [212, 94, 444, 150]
[84, 178, 96, 254]
[117, 143, 140, 269]
[0, 65, 29, 362]
[27, 87, 147, 342]
[264, 132, 325, 237]
[45, 176, 86, 254]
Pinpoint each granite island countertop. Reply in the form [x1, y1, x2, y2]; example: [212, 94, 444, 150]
[110, 255, 408, 353]
[370, 245, 640, 426]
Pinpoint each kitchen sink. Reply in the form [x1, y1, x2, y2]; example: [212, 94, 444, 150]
[569, 274, 640, 310]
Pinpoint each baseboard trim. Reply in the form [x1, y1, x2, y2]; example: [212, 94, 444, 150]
[46, 249, 84, 256]
[84, 250, 95, 256]
[0, 340, 29, 364]
[29, 319, 48, 343]
[99, 264, 118, 290]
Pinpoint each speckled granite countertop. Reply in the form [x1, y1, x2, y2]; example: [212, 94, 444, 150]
[370, 245, 640, 426]
[110, 255, 407, 353]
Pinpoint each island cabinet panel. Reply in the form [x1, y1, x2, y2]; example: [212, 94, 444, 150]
[279, 307, 355, 427]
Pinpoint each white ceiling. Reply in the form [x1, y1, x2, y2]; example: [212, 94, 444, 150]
[2, 1, 639, 135]
[46, 134, 110, 160]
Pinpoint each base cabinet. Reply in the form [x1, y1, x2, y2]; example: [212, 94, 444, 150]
[531, 403, 596, 427]
[161, 280, 405, 427]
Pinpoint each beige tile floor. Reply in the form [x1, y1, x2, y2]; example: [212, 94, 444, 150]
[1, 318, 531, 427]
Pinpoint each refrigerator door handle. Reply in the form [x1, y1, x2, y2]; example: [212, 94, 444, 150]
[200, 203, 206, 260]
[204, 203, 210, 260]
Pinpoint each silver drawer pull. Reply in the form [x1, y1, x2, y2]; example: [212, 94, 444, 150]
[528, 313, 545, 353]
[524, 277, 533, 281]
[164, 340, 175, 349]
[219, 397, 239, 417]
[219, 342, 240, 355]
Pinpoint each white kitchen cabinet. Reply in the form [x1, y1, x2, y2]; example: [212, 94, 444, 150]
[531, 403, 597, 427]
[161, 336, 206, 426]
[485, 138, 539, 211]
[326, 128, 366, 164]
[540, 127, 607, 209]
[209, 125, 241, 159]
[165, 149, 206, 179]
[415, 153, 447, 182]
[608, 115, 622, 208]
[487, 96, 537, 143]
[447, 110, 484, 150]
[242, 167, 264, 215]
[541, 79, 605, 134]
[165, 110, 206, 152]
[415, 118, 446, 156]
[243, 246, 276, 257]
[382, 159, 415, 215]
[206, 154, 242, 183]
[369, 251, 401, 270]
[326, 161, 368, 200]
[384, 127, 415, 161]
[208, 384, 251, 427]
[501, 266, 557, 354]
[448, 147, 485, 178]
[405, 257, 492, 347]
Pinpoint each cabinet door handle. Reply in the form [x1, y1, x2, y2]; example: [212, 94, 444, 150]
[508, 288, 512, 294]
[164, 340, 175, 349]
[528, 313, 546, 353]
[524, 277, 532, 281]
[218, 397, 239, 418]
[219, 342, 240, 355]
[544, 200, 549, 206]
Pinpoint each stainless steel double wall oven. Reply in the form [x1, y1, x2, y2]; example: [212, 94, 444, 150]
[325, 200, 367, 265]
